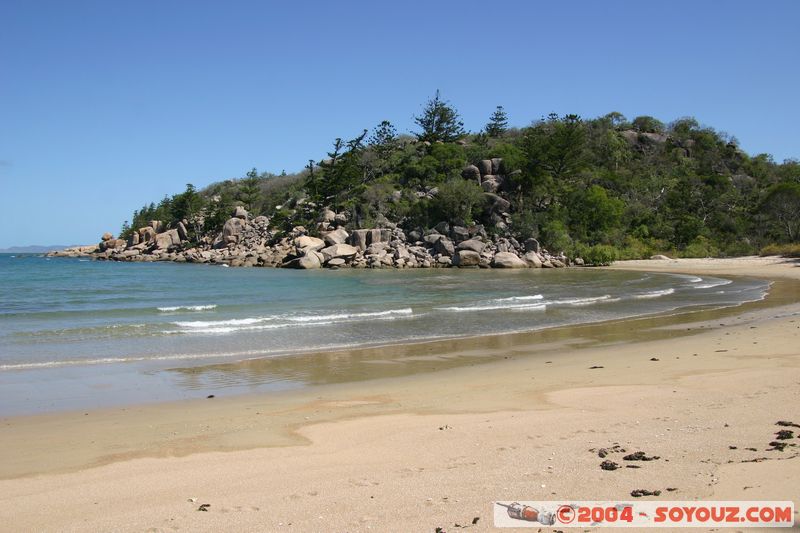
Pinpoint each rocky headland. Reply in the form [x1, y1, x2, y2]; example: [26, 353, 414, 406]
[49, 208, 575, 270]
[50, 157, 582, 270]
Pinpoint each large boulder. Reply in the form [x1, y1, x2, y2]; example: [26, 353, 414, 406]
[138, 226, 156, 243]
[478, 159, 492, 176]
[155, 229, 181, 250]
[481, 177, 501, 193]
[484, 193, 511, 213]
[127, 232, 140, 247]
[320, 243, 358, 262]
[491, 157, 503, 175]
[423, 233, 442, 245]
[319, 208, 336, 223]
[394, 246, 412, 261]
[369, 229, 392, 245]
[348, 228, 390, 250]
[295, 235, 325, 252]
[451, 226, 470, 242]
[461, 165, 481, 183]
[435, 237, 455, 256]
[349, 229, 370, 251]
[323, 227, 349, 246]
[233, 206, 248, 220]
[522, 252, 543, 268]
[492, 252, 528, 268]
[452, 249, 481, 267]
[457, 239, 486, 253]
[101, 232, 113, 242]
[524, 238, 540, 253]
[176, 221, 189, 241]
[285, 253, 321, 269]
[222, 217, 245, 244]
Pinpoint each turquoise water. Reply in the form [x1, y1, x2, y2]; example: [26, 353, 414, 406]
[0, 254, 768, 414]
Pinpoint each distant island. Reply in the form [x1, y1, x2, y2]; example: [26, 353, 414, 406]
[52, 93, 800, 268]
[2, 245, 74, 254]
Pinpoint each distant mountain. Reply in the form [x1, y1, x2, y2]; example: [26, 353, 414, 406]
[0, 245, 74, 254]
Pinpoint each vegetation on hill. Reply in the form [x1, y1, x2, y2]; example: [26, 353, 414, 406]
[121, 93, 800, 260]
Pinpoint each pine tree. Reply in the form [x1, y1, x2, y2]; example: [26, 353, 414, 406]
[413, 90, 465, 143]
[238, 168, 262, 214]
[485, 105, 509, 137]
[369, 120, 398, 170]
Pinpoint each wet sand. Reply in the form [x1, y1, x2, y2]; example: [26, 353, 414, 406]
[1, 256, 798, 531]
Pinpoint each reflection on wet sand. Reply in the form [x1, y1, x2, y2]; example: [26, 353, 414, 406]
[166, 277, 798, 392]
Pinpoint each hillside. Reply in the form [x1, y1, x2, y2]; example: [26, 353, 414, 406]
[54, 95, 800, 268]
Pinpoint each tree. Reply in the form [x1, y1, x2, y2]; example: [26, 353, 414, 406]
[603, 111, 629, 129]
[171, 183, 206, 238]
[522, 113, 587, 183]
[484, 105, 508, 137]
[369, 120, 398, 171]
[316, 130, 369, 209]
[632, 115, 665, 134]
[761, 182, 800, 241]
[568, 185, 624, 242]
[413, 90, 465, 143]
[238, 168, 261, 214]
[432, 178, 485, 224]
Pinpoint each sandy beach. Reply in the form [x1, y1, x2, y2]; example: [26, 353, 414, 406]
[1, 256, 799, 532]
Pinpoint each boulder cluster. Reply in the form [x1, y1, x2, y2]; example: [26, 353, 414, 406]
[51, 156, 584, 269]
[50, 205, 577, 270]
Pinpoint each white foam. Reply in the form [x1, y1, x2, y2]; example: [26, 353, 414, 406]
[172, 308, 414, 334]
[633, 288, 675, 299]
[187, 321, 337, 335]
[158, 305, 218, 312]
[693, 279, 733, 289]
[174, 316, 275, 328]
[492, 294, 544, 303]
[670, 274, 703, 283]
[437, 302, 547, 312]
[552, 295, 616, 306]
[287, 308, 413, 323]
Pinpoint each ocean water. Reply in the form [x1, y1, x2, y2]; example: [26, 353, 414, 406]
[0, 254, 769, 414]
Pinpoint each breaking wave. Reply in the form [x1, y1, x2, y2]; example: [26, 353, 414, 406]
[158, 305, 218, 312]
[632, 288, 675, 299]
[172, 308, 415, 335]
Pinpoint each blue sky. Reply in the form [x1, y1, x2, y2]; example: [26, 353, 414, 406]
[1, 0, 798, 247]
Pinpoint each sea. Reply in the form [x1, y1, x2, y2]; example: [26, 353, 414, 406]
[0, 254, 769, 415]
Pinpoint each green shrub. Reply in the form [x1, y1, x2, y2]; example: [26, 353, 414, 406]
[680, 236, 719, 258]
[617, 236, 653, 260]
[759, 243, 800, 257]
[577, 244, 618, 266]
[540, 220, 572, 253]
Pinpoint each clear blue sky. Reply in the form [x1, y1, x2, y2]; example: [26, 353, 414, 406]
[1, 0, 798, 248]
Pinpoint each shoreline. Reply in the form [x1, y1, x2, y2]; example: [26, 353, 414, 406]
[1, 256, 799, 531]
[0, 261, 772, 418]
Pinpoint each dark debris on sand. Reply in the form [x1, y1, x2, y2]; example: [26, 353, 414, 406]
[600, 460, 620, 471]
[631, 489, 661, 497]
[623, 451, 660, 461]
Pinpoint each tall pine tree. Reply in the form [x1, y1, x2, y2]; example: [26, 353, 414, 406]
[485, 105, 509, 137]
[413, 90, 465, 143]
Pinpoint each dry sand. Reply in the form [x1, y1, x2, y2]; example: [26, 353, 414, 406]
[1, 256, 799, 532]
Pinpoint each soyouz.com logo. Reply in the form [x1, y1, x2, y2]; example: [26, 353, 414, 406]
[493, 501, 795, 528]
